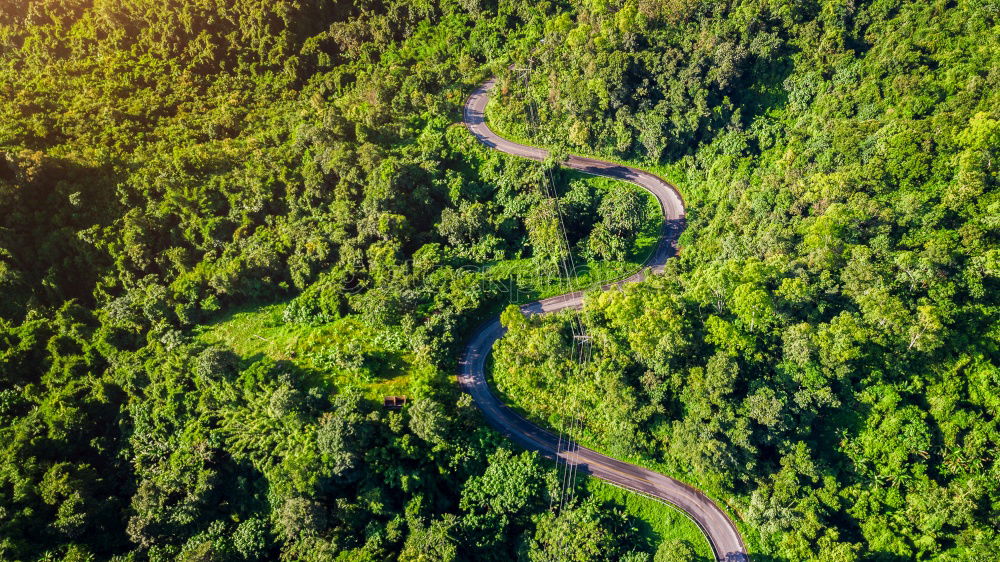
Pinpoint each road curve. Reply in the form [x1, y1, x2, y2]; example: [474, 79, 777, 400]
[458, 76, 749, 562]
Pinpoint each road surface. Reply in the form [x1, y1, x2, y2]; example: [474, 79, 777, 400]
[458, 76, 749, 562]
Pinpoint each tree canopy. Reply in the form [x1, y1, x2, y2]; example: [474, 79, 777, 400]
[2, 0, 998, 560]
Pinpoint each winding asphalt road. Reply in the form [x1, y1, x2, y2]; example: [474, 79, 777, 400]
[458, 77, 749, 562]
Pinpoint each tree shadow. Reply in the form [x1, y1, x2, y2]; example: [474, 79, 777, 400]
[0, 152, 122, 319]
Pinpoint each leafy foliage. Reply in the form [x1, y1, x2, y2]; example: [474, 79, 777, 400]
[2, 0, 998, 560]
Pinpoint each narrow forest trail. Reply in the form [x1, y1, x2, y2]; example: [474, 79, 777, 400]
[458, 77, 750, 562]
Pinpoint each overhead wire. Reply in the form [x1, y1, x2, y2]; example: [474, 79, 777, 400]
[517, 60, 600, 521]
[517, 62, 574, 516]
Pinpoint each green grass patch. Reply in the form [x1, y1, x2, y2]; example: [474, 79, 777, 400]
[588, 479, 715, 561]
[194, 303, 415, 400]
[481, 256, 634, 301]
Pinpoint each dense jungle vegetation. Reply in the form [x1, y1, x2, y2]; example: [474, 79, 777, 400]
[0, 0, 996, 561]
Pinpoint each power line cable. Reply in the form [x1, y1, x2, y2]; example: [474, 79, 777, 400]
[519, 59, 602, 524]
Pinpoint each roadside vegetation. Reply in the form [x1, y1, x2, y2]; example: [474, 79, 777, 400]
[587, 480, 714, 562]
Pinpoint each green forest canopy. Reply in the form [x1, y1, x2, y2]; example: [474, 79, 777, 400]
[0, 0, 997, 561]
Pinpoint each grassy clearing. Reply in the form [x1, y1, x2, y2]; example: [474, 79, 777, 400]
[483, 255, 635, 301]
[588, 479, 715, 561]
[194, 303, 414, 399]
